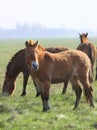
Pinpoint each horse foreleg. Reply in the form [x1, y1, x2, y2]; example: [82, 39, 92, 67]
[40, 81, 50, 112]
[21, 73, 29, 96]
[33, 81, 40, 97]
[41, 95, 50, 112]
[62, 81, 69, 94]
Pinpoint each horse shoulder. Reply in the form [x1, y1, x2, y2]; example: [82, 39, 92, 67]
[32, 52, 53, 80]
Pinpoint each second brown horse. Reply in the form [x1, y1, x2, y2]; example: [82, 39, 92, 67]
[78, 33, 97, 79]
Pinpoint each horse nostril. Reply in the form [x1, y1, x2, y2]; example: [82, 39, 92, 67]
[32, 63, 36, 68]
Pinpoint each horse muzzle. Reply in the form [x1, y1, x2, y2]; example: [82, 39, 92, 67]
[31, 61, 39, 71]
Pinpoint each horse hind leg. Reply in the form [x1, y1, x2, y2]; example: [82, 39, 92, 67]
[73, 85, 82, 110]
[70, 78, 82, 109]
[62, 81, 69, 95]
[84, 86, 93, 103]
[95, 61, 97, 80]
[81, 81, 95, 108]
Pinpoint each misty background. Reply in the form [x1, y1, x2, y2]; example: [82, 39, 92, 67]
[0, 23, 78, 39]
[0, 23, 97, 39]
[0, 0, 97, 39]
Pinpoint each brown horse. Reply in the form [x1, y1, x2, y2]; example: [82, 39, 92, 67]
[2, 41, 69, 96]
[2, 49, 30, 96]
[62, 41, 95, 94]
[62, 33, 97, 95]
[25, 40, 94, 111]
[78, 33, 97, 79]
[62, 33, 96, 94]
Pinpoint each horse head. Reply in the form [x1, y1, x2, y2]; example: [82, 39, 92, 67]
[25, 40, 40, 71]
[79, 33, 89, 43]
[2, 76, 15, 96]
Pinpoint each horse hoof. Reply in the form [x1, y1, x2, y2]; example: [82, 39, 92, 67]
[42, 107, 50, 112]
[21, 94, 26, 96]
[90, 104, 95, 108]
[73, 105, 79, 110]
[73, 107, 76, 110]
[61, 89, 67, 95]
[36, 93, 40, 97]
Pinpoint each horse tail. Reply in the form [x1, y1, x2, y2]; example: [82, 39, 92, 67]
[89, 43, 96, 66]
[84, 52, 94, 103]
[87, 44, 95, 74]
[88, 44, 92, 64]
[89, 62, 93, 83]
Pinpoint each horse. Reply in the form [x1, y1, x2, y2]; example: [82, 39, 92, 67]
[2, 40, 69, 96]
[79, 33, 97, 79]
[25, 40, 94, 111]
[2, 49, 30, 96]
[62, 42, 95, 94]
[62, 33, 97, 94]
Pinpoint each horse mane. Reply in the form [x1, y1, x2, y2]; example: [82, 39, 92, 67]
[28, 40, 46, 51]
[46, 46, 69, 53]
[77, 43, 91, 57]
[5, 49, 25, 76]
[37, 45, 46, 51]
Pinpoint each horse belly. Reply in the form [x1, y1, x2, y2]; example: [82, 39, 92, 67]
[51, 71, 72, 84]
[51, 78, 65, 84]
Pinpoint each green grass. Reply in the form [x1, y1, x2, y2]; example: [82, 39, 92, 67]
[0, 38, 97, 130]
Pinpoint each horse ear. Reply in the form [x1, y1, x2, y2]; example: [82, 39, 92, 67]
[33, 40, 38, 48]
[25, 41, 29, 47]
[85, 33, 88, 37]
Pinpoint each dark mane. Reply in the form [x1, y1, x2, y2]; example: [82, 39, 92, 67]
[6, 49, 25, 76]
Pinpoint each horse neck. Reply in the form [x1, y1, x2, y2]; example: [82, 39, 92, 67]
[38, 50, 46, 60]
[5, 50, 25, 81]
[6, 66, 20, 81]
[36, 50, 53, 66]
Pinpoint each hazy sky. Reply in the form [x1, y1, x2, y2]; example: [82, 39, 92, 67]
[0, 0, 97, 32]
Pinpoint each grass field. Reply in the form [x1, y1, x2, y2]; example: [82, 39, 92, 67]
[0, 38, 97, 130]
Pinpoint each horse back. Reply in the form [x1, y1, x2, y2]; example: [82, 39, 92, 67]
[32, 50, 91, 83]
[77, 43, 96, 66]
[46, 46, 69, 53]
